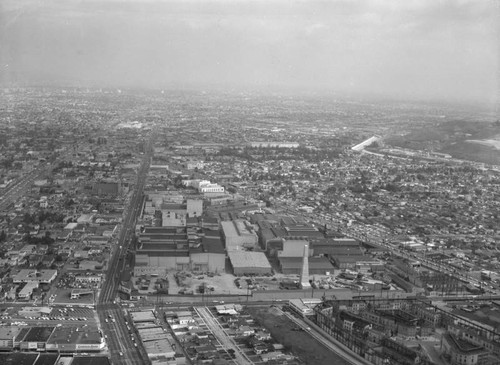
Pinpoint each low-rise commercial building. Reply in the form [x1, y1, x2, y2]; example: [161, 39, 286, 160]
[0, 327, 20, 350]
[441, 332, 490, 365]
[12, 269, 57, 284]
[46, 326, 104, 353]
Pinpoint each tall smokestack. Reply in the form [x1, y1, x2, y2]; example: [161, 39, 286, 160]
[300, 244, 311, 289]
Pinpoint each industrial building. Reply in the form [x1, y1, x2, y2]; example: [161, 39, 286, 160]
[313, 238, 368, 269]
[273, 239, 334, 275]
[277, 239, 310, 258]
[279, 256, 334, 275]
[134, 227, 225, 275]
[190, 235, 226, 273]
[221, 220, 258, 251]
[160, 199, 204, 226]
[254, 215, 326, 251]
[228, 251, 272, 276]
[135, 227, 189, 275]
[142, 194, 204, 227]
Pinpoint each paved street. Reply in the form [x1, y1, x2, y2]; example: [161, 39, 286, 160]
[195, 306, 252, 365]
[96, 133, 154, 364]
[0, 166, 46, 211]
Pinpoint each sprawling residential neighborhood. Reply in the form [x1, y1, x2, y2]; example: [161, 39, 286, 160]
[0, 88, 499, 365]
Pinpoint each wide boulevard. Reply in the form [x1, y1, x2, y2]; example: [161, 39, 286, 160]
[97, 135, 154, 365]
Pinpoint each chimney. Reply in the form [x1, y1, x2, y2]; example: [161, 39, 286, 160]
[300, 244, 311, 289]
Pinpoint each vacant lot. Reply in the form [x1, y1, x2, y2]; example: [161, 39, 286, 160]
[247, 306, 351, 365]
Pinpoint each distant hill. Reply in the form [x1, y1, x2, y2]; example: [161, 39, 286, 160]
[385, 120, 500, 165]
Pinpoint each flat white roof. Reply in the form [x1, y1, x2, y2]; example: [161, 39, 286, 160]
[130, 310, 156, 322]
[228, 251, 271, 269]
[64, 223, 78, 230]
[12, 269, 57, 283]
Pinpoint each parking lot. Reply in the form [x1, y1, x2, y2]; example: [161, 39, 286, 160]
[50, 288, 96, 305]
[47, 306, 96, 320]
[0, 304, 98, 328]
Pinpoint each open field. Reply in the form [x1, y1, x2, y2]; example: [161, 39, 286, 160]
[466, 138, 500, 150]
[441, 141, 500, 165]
[247, 306, 351, 365]
[386, 120, 500, 165]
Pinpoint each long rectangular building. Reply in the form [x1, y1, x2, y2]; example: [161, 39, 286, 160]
[228, 251, 272, 276]
[135, 228, 225, 275]
[221, 220, 258, 251]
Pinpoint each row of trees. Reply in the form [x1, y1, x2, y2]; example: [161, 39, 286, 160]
[23, 231, 55, 246]
[23, 210, 65, 225]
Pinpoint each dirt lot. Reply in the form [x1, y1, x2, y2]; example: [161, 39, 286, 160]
[137, 271, 338, 297]
[171, 272, 247, 295]
[51, 288, 95, 305]
[247, 306, 351, 365]
[165, 272, 285, 295]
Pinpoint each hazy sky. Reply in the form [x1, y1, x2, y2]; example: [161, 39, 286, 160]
[1, 0, 498, 103]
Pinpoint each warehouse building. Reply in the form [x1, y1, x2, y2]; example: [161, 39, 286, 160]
[280, 217, 324, 241]
[277, 239, 310, 258]
[135, 227, 190, 275]
[259, 226, 287, 251]
[45, 326, 104, 353]
[279, 256, 334, 275]
[190, 235, 225, 273]
[228, 251, 272, 276]
[313, 238, 369, 269]
[135, 227, 225, 275]
[221, 220, 259, 251]
[274, 239, 334, 275]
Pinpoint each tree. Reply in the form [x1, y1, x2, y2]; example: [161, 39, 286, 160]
[0, 230, 6, 242]
[384, 183, 399, 193]
[173, 175, 184, 188]
[23, 213, 35, 224]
